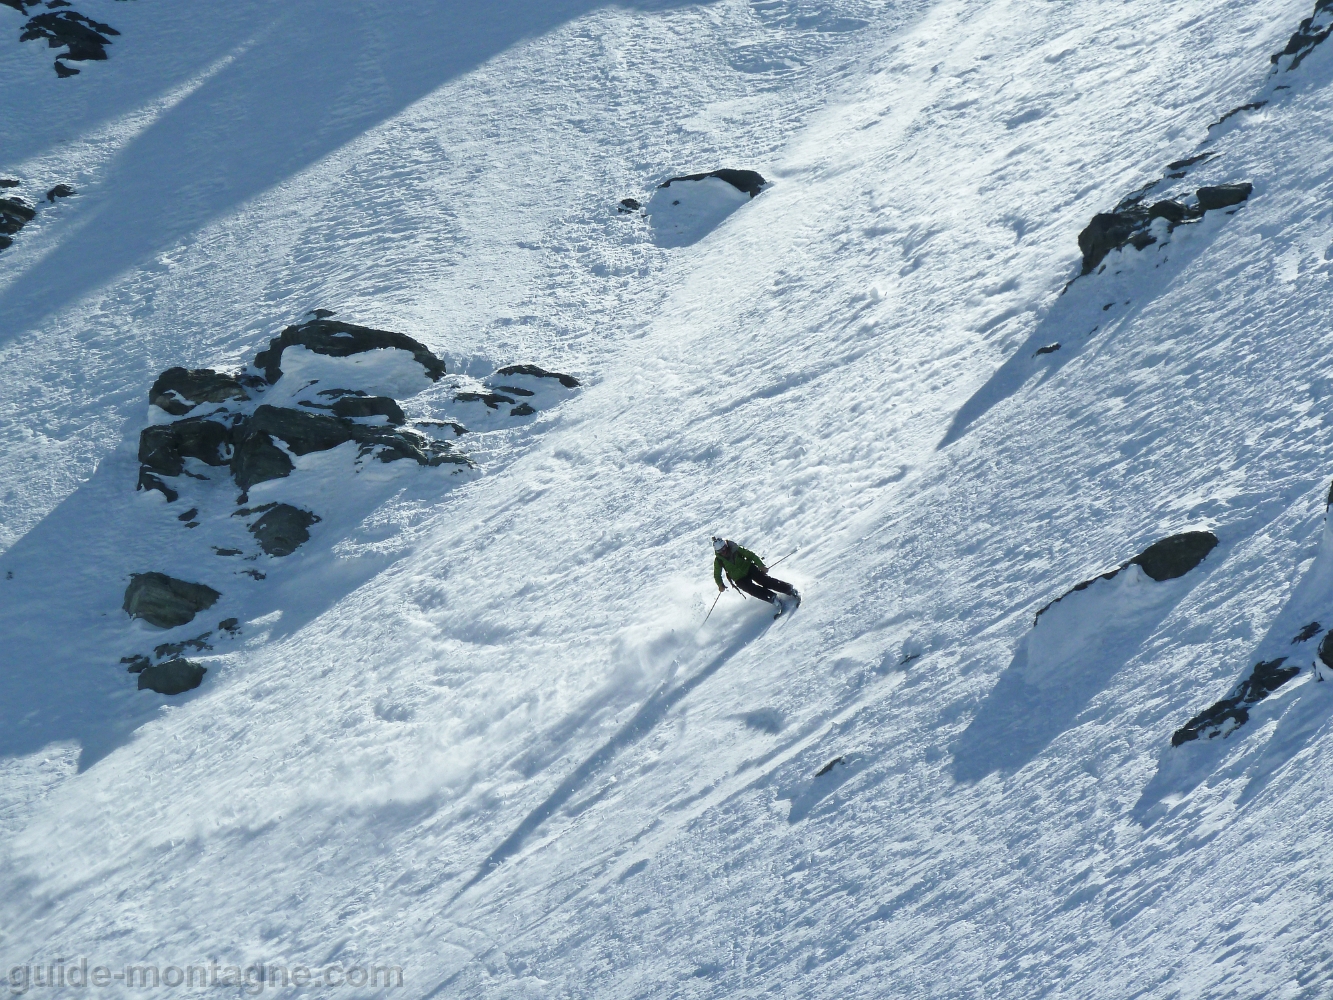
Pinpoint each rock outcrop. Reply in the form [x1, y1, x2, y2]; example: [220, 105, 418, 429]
[17, 8, 119, 76]
[0, 196, 35, 252]
[659, 169, 767, 199]
[137, 658, 207, 695]
[1171, 658, 1302, 746]
[149, 368, 252, 416]
[253, 318, 447, 383]
[245, 503, 321, 557]
[1077, 186, 1252, 275]
[495, 364, 582, 388]
[1272, 0, 1333, 70]
[123, 573, 221, 629]
[1036, 531, 1218, 623]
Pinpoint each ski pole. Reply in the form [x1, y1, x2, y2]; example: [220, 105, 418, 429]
[702, 590, 722, 627]
[766, 549, 798, 571]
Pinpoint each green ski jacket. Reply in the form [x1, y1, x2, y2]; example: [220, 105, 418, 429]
[714, 544, 766, 590]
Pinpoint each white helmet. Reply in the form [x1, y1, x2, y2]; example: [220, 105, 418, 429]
[712, 537, 726, 552]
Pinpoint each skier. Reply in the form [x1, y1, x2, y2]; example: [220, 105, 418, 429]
[712, 537, 800, 618]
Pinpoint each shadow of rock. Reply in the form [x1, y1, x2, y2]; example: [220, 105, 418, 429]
[0, 0, 715, 338]
[954, 542, 1213, 783]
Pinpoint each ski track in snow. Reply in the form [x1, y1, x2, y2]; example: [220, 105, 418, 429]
[4, 0, 1333, 996]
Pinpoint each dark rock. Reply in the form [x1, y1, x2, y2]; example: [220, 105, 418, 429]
[1034, 343, 1060, 356]
[231, 403, 467, 490]
[45, 183, 75, 202]
[123, 572, 220, 629]
[1035, 531, 1218, 623]
[455, 391, 515, 409]
[0, 1, 42, 11]
[120, 654, 150, 673]
[0, 236, 11, 251]
[53, 59, 77, 77]
[1210, 101, 1267, 128]
[1077, 211, 1148, 274]
[1272, 1, 1333, 70]
[618, 197, 641, 212]
[510, 403, 536, 416]
[138, 415, 233, 477]
[1171, 658, 1301, 746]
[1196, 183, 1253, 212]
[416, 419, 467, 436]
[1165, 152, 1217, 171]
[0, 178, 19, 188]
[241, 569, 266, 580]
[177, 507, 198, 521]
[660, 169, 767, 199]
[212, 547, 241, 556]
[815, 756, 844, 777]
[137, 469, 179, 502]
[248, 503, 320, 557]
[253, 319, 446, 384]
[492, 384, 535, 397]
[19, 10, 119, 71]
[0, 197, 35, 235]
[308, 308, 336, 319]
[1128, 531, 1219, 581]
[494, 364, 581, 388]
[154, 634, 211, 659]
[1147, 200, 1189, 224]
[137, 658, 206, 695]
[1321, 631, 1333, 667]
[218, 617, 240, 634]
[331, 394, 405, 424]
[149, 367, 249, 415]
[1294, 622, 1322, 643]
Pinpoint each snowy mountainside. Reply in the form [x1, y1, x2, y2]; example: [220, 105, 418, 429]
[4, 0, 1333, 997]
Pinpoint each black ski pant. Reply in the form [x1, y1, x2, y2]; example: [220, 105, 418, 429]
[734, 570, 795, 605]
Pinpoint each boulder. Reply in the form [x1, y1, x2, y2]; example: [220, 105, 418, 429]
[1196, 183, 1253, 212]
[0, 179, 19, 188]
[1036, 530, 1217, 622]
[45, 184, 75, 202]
[455, 391, 515, 410]
[231, 403, 468, 489]
[138, 415, 233, 477]
[331, 394, 405, 423]
[1272, 0, 1333, 70]
[248, 503, 320, 557]
[659, 169, 767, 199]
[149, 367, 250, 416]
[253, 319, 446, 383]
[123, 572, 220, 629]
[137, 658, 207, 695]
[495, 363, 581, 387]
[0, 197, 35, 236]
[137, 469, 179, 502]
[1127, 531, 1218, 581]
[19, 10, 119, 74]
[120, 654, 150, 673]
[1171, 658, 1301, 746]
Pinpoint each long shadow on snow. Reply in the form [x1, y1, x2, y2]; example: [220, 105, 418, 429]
[454, 612, 772, 898]
[938, 209, 1235, 451]
[1135, 519, 1333, 824]
[953, 560, 1212, 782]
[0, 419, 471, 771]
[0, 0, 713, 337]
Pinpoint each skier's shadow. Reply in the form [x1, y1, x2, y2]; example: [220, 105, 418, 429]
[453, 611, 772, 899]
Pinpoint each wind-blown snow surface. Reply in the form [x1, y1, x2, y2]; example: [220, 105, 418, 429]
[4, 0, 1333, 995]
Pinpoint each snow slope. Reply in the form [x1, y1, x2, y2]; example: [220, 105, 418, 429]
[4, 0, 1333, 996]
